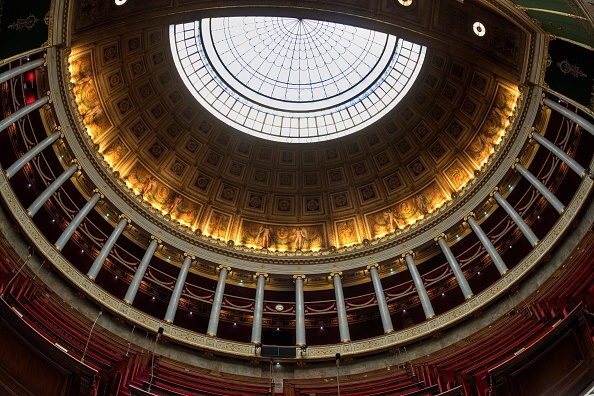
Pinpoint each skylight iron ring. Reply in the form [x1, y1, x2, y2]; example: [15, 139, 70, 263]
[201, 17, 397, 111]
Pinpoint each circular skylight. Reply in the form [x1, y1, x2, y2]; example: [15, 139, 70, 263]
[170, 17, 426, 143]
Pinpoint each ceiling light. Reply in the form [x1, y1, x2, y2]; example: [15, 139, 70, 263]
[473, 22, 486, 37]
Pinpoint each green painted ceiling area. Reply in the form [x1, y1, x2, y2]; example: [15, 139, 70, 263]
[512, 0, 594, 48]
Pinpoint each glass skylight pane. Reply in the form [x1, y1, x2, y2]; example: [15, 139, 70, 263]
[170, 19, 425, 143]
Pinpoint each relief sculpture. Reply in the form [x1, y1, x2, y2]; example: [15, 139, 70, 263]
[240, 220, 325, 251]
[465, 85, 518, 166]
[366, 181, 447, 238]
[70, 54, 111, 138]
[124, 163, 202, 228]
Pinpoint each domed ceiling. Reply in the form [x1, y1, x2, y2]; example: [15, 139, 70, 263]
[65, 0, 527, 277]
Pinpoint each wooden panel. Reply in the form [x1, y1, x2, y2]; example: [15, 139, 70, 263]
[489, 304, 594, 396]
[0, 322, 69, 396]
[509, 329, 585, 396]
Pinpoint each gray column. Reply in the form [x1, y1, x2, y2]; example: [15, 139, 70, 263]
[294, 275, 306, 346]
[435, 234, 473, 299]
[492, 189, 539, 247]
[164, 254, 193, 323]
[404, 253, 435, 319]
[87, 215, 130, 280]
[531, 129, 585, 177]
[466, 213, 508, 275]
[124, 236, 160, 304]
[367, 264, 394, 334]
[28, 161, 79, 217]
[544, 98, 594, 136]
[251, 272, 267, 344]
[0, 96, 49, 133]
[55, 189, 102, 251]
[0, 58, 45, 85]
[6, 130, 61, 179]
[207, 265, 230, 337]
[514, 161, 565, 214]
[331, 272, 351, 342]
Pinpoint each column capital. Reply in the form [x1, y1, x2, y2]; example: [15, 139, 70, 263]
[92, 188, 104, 199]
[433, 233, 447, 242]
[149, 235, 162, 244]
[255, 272, 268, 278]
[463, 212, 476, 222]
[118, 214, 131, 224]
[293, 274, 306, 281]
[217, 265, 231, 272]
[401, 250, 414, 259]
[366, 263, 379, 270]
[330, 271, 343, 278]
[46, 91, 52, 103]
[511, 158, 520, 170]
[56, 127, 65, 140]
[489, 187, 500, 198]
[183, 252, 195, 260]
[70, 158, 81, 171]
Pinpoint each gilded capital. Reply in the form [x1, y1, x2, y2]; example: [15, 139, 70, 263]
[71, 158, 81, 170]
[293, 274, 306, 280]
[118, 214, 131, 224]
[255, 272, 268, 278]
[366, 263, 379, 270]
[401, 250, 414, 259]
[511, 158, 520, 170]
[218, 265, 232, 272]
[183, 252, 196, 260]
[489, 186, 500, 198]
[92, 188, 104, 199]
[330, 271, 342, 278]
[464, 212, 476, 222]
[433, 233, 447, 242]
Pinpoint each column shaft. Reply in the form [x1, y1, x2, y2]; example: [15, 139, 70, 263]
[28, 163, 77, 217]
[207, 267, 229, 336]
[164, 255, 192, 323]
[251, 274, 266, 344]
[332, 274, 351, 342]
[295, 276, 306, 346]
[87, 217, 128, 280]
[55, 192, 100, 250]
[124, 238, 159, 304]
[369, 266, 394, 333]
[0, 96, 49, 133]
[531, 132, 585, 177]
[437, 237, 473, 299]
[515, 163, 565, 214]
[0, 58, 45, 85]
[6, 131, 60, 178]
[405, 254, 435, 319]
[467, 216, 508, 275]
[493, 191, 539, 246]
[544, 98, 594, 136]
